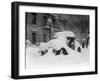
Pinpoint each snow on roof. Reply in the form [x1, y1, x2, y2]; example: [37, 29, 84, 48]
[54, 31, 75, 38]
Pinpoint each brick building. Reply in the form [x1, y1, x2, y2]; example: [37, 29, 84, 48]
[26, 13, 62, 44]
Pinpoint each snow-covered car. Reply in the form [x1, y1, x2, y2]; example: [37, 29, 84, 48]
[54, 31, 75, 38]
[54, 31, 82, 52]
[38, 31, 82, 56]
[38, 36, 68, 56]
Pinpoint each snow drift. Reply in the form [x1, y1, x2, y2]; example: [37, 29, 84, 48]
[25, 31, 90, 69]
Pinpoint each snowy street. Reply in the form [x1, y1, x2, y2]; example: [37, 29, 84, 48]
[26, 45, 90, 69]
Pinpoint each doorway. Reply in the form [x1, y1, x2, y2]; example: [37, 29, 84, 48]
[32, 32, 36, 44]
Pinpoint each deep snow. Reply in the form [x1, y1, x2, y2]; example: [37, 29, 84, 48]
[25, 31, 90, 69]
[26, 45, 90, 69]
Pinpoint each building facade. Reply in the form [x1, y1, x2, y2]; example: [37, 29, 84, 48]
[26, 13, 89, 45]
[26, 13, 61, 44]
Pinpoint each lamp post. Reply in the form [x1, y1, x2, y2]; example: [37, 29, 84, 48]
[47, 18, 53, 40]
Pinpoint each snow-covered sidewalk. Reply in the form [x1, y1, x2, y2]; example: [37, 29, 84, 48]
[26, 46, 90, 69]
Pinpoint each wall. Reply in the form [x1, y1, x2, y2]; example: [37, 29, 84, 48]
[0, 0, 99, 81]
[26, 13, 53, 43]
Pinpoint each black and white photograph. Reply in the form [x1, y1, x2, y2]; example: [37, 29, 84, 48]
[11, 2, 97, 79]
[25, 12, 90, 69]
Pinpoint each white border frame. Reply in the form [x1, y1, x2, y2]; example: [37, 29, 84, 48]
[19, 5, 95, 76]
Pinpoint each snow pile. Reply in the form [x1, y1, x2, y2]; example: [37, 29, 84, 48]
[25, 31, 90, 69]
[48, 36, 67, 50]
[26, 46, 89, 69]
[54, 31, 75, 38]
[26, 40, 32, 48]
[38, 31, 77, 55]
[26, 31, 82, 56]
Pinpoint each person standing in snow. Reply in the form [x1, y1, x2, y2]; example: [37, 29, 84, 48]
[86, 33, 90, 48]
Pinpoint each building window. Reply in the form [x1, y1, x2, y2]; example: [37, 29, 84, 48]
[43, 16, 47, 26]
[32, 13, 37, 25]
